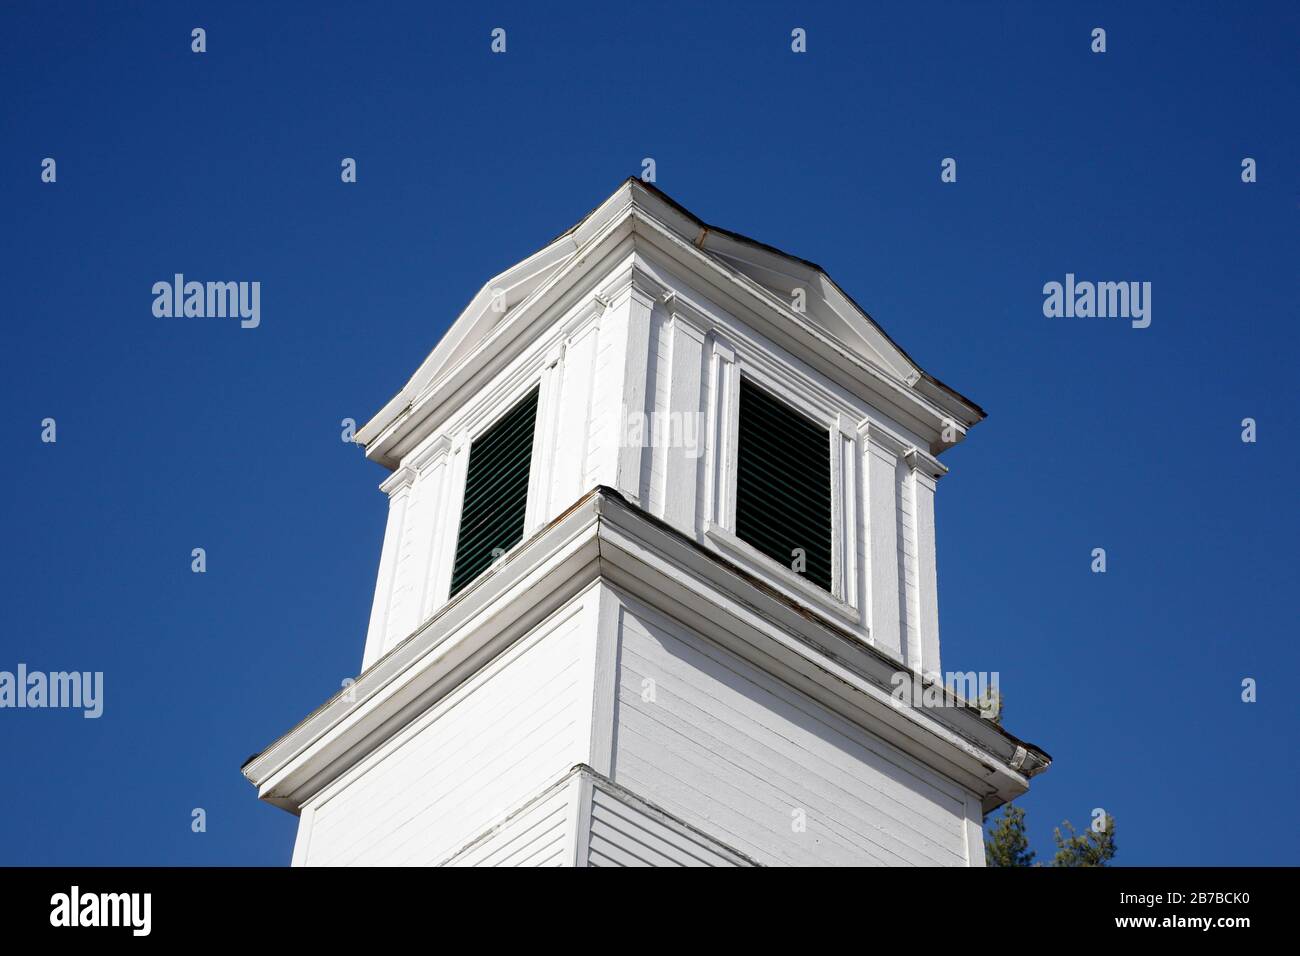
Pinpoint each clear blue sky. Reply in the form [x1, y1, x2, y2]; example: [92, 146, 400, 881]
[1, 2, 1295, 866]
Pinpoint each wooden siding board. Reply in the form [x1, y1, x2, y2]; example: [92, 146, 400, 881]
[589, 797, 737, 867]
[611, 597, 971, 867]
[447, 785, 572, 867]
[302, 605, 589, 866]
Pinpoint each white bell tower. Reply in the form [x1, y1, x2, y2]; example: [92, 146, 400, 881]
[242, 179, 1049, 866]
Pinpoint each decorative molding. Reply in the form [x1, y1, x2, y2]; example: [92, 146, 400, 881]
[904, 447, 948, 482]
[378, 466, 416, 497]
[704, 521, 860, 627]
[709, 333, 735, 364]
[836, 412, 857, 441]
[860, 419, 910, 459]
[669, 308, 707, 344]
[662, 288, 713, 342]
[703, 335, 737, 528]
[409, 435, 453, 475]
[831, 425, 858, 609]
[559, 294, 606, 338]
[359, 185, 979, 469]
[241, 490, 1048, 820]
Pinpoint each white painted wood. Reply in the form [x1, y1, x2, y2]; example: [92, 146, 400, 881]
[583, 293, 627, 495]
[912, 468, 942, 677]
[300, 596, 592, 866]
[523, 348, 563, 536]
[248, 182, 1049, 868]
[549, 318, 600, 517]
[289, 805, 315, 867]
[356, 181, 981, 474]
[386, 443, 450, 652]
[427, 432, 469, 609]
[963, 791, 986, 867]
[832, 415, 858, 609]
[641, 301, 670, 517]
[615, 288, 655, 506]
[899, 459, 921, 670]
[863, 424, 905, 659]
[417, 442, 456, 623]
[444, 777, 574, 867]
[360, 468, 413, 670]
[585, 584, 622, 777]
[662, 310, 705, 534]
[702, 335, 736, 532]
[355, 260, 947, 666]
[609, 591, 973, 866]
[586, 780, 754, 867]
[252, 490, 1044, 865]
[566, 770, 593, 867]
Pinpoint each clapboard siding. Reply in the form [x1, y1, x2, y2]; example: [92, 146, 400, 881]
[263, 184, 1029, 871]
[610, 596, 973, 866]
[444, 782, 573, 867]
[587, 784, 752, 867]
[301, 602, 591, 866]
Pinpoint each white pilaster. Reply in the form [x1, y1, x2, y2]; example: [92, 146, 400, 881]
[361, 466, 415, 670]
[615, 287, 655, 506]
[413, 436, 455, 624]
[662, 308, 706, 533]
[862, 423, 906, 660]
[551, 311, 602, 515]
[832, 414, 859, 610]
[905, 448, 945, 677]
[525, 347, 565, 534]
[703, 335, 737, 532]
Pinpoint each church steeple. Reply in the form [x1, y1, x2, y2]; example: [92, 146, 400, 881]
[242, 179, 1048, 867]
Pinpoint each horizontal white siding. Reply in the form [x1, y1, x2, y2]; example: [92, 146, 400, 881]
[302, 602, 591, 866]
[445, 781, 573, 867]
[610, 596, 973, 866]
[587, 784, 752, 867]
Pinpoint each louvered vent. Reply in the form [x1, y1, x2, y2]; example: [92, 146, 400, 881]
[449, 387, 539, 597]
[735, 378, 832, 592]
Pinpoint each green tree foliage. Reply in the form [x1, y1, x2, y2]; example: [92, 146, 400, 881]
[985, 803, 1035, 866]
[984, 804, 1117, 867]
[1051, 814, 1118, 867]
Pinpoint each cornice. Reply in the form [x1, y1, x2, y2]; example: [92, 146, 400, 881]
[242, 487, 1049, 817]
[861, 419, 911, 458]
[378, 466, 415, 497]
[360, 194, 978, 470]
[904, 446, 948, 481]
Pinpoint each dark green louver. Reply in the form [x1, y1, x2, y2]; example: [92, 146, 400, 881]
[735, 378, 833, 592]
[449, 388, 539, 596]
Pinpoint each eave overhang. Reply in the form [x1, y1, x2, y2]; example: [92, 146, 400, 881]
[242, 487, 1049, 817]
[356, 180, 986, 470]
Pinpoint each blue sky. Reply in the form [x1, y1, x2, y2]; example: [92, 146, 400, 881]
[1, 1, 1295, 866]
